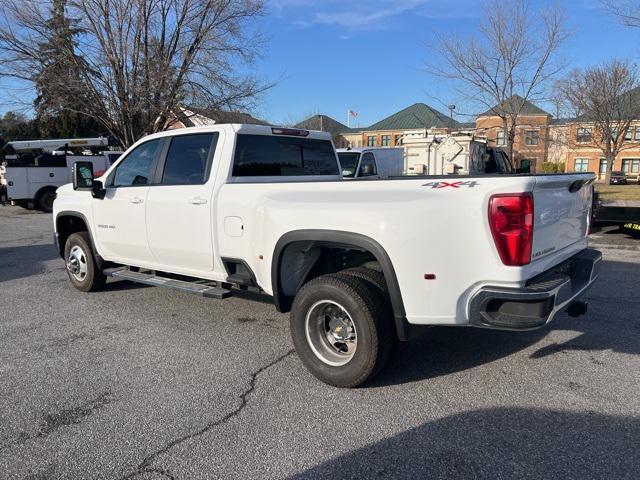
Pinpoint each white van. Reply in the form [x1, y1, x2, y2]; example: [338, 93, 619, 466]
[336, 147, 404, 179]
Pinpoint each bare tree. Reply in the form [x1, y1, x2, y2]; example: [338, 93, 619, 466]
[0, 0, 271, 147]
[602, 0, 640, 27]
[556, 60, 640, 184]
[428, 0, 567, 162]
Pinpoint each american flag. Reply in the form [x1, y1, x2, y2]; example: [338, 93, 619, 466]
[348, 110, 358, 118]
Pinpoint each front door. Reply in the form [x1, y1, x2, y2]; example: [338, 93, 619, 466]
[92, 138, 164, 264]
[146, 132, 220, 273]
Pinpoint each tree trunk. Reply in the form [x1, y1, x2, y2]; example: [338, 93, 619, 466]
[603, 147, 614, 185]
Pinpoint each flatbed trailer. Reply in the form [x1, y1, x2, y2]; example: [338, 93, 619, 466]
[593, 200, 640, 232]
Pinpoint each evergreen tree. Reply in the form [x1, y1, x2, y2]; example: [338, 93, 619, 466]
[33, 0, 106, 139]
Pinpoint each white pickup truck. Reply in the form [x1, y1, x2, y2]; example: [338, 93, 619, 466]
[53, 124, 601, 387]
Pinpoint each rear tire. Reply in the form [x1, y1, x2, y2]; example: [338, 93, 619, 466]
[36, 189, 56, 213]
[290, 274, 394, 388]
[64, 232, 106, 292]
[342, 266, 388, 295]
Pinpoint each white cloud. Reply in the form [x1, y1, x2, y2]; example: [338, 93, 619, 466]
[270, 0, 444, 31]
[313, 0, 430, 30]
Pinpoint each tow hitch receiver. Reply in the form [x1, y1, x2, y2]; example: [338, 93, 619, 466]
[566, 300, 588, 318]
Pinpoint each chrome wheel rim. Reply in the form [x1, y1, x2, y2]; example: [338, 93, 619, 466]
[67, 245, 88, 282]
[305, 300, 357, 366]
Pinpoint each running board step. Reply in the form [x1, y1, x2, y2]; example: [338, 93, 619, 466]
[105, 269, 232, 299]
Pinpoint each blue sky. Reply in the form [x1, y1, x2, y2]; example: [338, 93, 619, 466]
[253, 0, 640, 127]
[2, 0, 639, 127]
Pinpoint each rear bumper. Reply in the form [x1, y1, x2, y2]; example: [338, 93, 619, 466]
[468, 248, 602, 330]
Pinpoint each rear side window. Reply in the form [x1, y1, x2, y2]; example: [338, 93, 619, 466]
[338, 152, 360, 177]
[232, 135, 339, 177]
[113, 139, 163, 187]
[161, 133, 218, 185]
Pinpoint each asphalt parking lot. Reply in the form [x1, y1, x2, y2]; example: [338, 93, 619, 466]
[1, 206, 639, 480]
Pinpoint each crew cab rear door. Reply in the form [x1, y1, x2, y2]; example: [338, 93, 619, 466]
[531, 174, 593, 261]
[145, 132, 220, 273]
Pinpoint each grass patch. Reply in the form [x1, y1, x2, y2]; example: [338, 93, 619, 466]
[596, 184, 640, 201]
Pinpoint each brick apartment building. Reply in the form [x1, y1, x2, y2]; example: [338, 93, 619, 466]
[475, 96, 552, 173]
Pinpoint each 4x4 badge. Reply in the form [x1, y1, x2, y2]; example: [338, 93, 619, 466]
[422, 181, 479, 189]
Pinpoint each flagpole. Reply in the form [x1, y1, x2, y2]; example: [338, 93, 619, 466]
[347, 109, 350, 129]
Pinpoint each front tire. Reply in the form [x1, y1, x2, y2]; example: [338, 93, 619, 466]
[64, 232, 106, 292]
[290, 274, 394, 388]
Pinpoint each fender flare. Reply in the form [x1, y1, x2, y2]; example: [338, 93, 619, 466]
[54, 211, 102, 266]
[271, 229, 412, 341]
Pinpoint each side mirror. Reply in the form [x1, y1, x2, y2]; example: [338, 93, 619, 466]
[72, 161, 94, 190]
[92, 179, 106, 199]
[72, 161, 105, 199]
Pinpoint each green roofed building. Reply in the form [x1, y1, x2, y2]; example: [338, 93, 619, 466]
[340, 103, 465, 149]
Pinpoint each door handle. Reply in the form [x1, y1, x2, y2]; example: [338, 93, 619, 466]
[130, 197, 144, 204]
[189, 197, 208, 205]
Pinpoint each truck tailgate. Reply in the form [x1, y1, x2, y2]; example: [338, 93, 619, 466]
[531, 174, 594, 261]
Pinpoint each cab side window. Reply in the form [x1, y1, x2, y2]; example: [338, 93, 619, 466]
[358, 152, 378, 177]
[112, 139, 163, 187]
[161, 133, 218, 185]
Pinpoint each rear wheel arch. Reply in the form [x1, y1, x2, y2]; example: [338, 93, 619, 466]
[271, 229, 409, 339]
[34, 186, 58, 212]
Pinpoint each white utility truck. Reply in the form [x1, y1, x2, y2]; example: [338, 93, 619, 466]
[1, 137, 112, 212]
[53, 125, 601, 387]
[336, 147, 404, 179]
[402, 132, 514, 175]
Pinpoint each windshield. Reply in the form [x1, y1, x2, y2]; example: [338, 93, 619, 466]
[338, 152, 360, 177]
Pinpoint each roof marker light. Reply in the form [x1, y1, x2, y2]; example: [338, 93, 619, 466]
[271, 128, 310, 137]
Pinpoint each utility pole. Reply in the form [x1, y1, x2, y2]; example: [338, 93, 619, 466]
[448, 105, 456, 132]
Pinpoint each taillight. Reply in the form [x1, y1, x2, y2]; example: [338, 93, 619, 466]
[489, 193, 534, 266]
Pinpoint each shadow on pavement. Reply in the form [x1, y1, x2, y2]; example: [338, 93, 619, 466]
[371, 258, 639, 387]
[288, 407, 640, 479]
[0, 243, 59, 283]
[530, 258, 639, 359]
[370, 326, 548, 388]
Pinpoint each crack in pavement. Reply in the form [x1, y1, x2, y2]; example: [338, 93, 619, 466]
[123, 349, 296, 480]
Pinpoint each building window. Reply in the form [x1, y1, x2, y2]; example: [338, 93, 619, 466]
[520, 159, 535, 173]
[576, 128, 592, 143]
[496, 130, 506, 146]
[574, 158, 590, 172]
[622, 159, 640, 173]
[394, 134, 402, 145]
[381, 135, 391, 146]
[599, 159, 607, 174]
[625, 128, 633, 141]
[367, 136, 376, 147]
[524, 130, 539, 146]
[635, 127, 640, 141]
